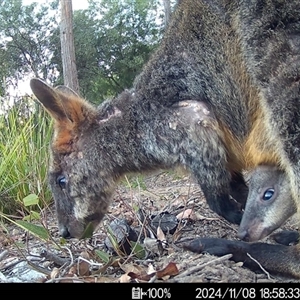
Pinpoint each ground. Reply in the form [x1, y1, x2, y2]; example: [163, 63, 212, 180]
[0, 170, 299, 283]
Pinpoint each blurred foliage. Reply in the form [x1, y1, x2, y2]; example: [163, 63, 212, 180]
[0, 0, 60, 90]
[0, 0, 169, 102]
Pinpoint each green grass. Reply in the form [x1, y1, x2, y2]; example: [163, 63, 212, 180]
[0, 100, 53, 215]
[123, 174, 147, 190]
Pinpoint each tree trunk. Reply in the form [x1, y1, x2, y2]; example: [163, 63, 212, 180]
[60, 0, 79, 93]
[163, 0, 171, 28]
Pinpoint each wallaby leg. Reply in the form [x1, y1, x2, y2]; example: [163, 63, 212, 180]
[182, 237, 300, 279]
[173, 100, 244, 225]
[229, 171, 248, 209]
[203, 187, 243, 224]
[190, 161, 243, 224]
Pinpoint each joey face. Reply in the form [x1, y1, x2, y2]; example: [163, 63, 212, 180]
[238, 165, 297, 242]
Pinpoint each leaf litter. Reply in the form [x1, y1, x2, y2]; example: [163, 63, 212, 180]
[0, 171, 299, 283]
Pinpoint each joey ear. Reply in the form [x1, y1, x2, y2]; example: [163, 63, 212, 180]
[30, 78, 70, 122]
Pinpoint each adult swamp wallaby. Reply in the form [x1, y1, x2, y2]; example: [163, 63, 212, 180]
[31, 0, 300, 278]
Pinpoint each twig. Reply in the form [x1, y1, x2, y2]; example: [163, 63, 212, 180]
[176, 254, 233, 278]
[40, 249, 69, 266]
[45, 276, 87, 283]
[78, 256, 103, 267]
[0, 258, 23, 271]
[62, 246, 74, 268]
[0, 250, 9, 261]
[148, 274, 157, 283]
[27, 261, 51, 276]
[246, 252, 273, 281]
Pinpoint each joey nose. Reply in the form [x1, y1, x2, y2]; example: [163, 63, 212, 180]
[60, 226, 71, 239]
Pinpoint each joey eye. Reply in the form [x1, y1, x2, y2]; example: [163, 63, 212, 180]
[263, 188, 275, 201]
[57, 176, 67, 189]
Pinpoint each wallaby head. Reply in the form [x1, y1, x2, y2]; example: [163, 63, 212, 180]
[30, 78, 124, 238]
[238, 165, 297, 242]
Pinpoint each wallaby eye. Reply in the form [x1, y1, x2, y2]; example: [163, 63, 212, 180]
[263, 188, 275, 201]
[57, 176, 67, 189]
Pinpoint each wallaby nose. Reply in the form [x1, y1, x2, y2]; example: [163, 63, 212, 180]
[59, 226, 71, 239]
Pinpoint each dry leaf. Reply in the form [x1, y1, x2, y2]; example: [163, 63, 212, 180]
[194, 212, 218, 221]
[147, 263, 156, 274]
[144, 237, 158, 252]
[119, 262, 145, 275]
[156, 262, 179, 279]
[128, 271, 154, 282]
[157, 226, 166, 242]
[119, 273, 132, 283]
[50, 267, 60, 279]
[111, 258, 122, 267]
[67, 265, 77, 276]
[176, 209, 196, 220]
[84, 276, 118, 283]
[80, 251, 90, 259]
[127, 262, 179, 282]
[78, 260, 90, 276]
[95, 277, 118, 283]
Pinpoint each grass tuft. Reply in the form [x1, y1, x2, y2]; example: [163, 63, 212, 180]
[0, 99, 52, 215]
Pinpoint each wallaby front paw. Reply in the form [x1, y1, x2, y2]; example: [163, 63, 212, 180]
[272, 230, 300, 246]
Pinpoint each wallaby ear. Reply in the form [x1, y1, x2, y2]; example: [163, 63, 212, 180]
[55, 85, 80, 98]
[30, 78, 96, 124]
[30, 78, 69, 122]
[30, 78, 97, 153]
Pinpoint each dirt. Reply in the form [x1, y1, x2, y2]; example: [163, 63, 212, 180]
[0, 170, 299, 283]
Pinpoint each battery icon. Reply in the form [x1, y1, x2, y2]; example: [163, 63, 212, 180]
[132, 287, 142, 299]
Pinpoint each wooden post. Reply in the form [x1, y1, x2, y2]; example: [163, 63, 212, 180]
[60, 0, 79, 93]
[163, 0, 171, 28]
